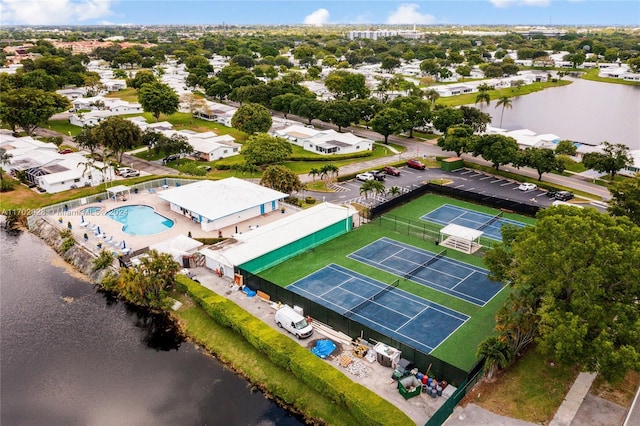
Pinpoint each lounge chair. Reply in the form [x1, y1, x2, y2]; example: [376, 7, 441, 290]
[80, 221, 90, 228]
[105, 236, 113, 244]
[147, 188, 156, 194]
[90, 224, 98, 231]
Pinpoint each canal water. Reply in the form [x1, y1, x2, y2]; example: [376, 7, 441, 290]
[478, 78, 640, 149]
[0, 230, 303, 426]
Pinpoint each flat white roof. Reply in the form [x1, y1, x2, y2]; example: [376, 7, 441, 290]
[200, 202, 357, 267]
[441, 223, 484, 241]
[158, 177, 287, 222]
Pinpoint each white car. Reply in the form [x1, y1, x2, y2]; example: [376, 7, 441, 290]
[355, 172, 375, 182]
[121, 169, 140, 178]
[517, 182, 538, 191]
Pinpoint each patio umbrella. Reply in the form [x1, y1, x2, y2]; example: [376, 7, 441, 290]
[96, 226, 101, 235]
[122, 240, 126, 249]
[81, 215, 85, 224]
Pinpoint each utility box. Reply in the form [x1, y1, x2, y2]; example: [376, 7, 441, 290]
[441, 157, 464, 172]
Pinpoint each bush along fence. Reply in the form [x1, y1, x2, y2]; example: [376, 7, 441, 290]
[176, 275, 413, 426]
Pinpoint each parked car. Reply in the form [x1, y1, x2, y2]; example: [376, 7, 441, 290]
[115, 167, 134, 176]
[370, 170, 386, 181]
[383, 166, 401, 176]
[121, 169, 140, 178]
[406, 159, 425, 170]
[355, 172, 375, 182]
[517, 182, 538, 191]
[555, 191, 574, 201]
[162, 154, 180, 164]
[545, 189, 558, 198]
[58, 149, 73, 154]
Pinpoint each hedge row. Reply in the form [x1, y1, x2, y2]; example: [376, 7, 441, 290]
[176, 276, 413, 426]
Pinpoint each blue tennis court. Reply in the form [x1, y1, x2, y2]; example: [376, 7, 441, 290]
[348, 237, 502, 306]
[288, 264, 468, 354]
[420, 204, 527, 241]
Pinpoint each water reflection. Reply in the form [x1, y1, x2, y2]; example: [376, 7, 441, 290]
[0, 230, 303, 426]
[478, 78, 640, 149]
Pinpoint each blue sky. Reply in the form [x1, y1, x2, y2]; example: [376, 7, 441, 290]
[0, 1, 638, 26]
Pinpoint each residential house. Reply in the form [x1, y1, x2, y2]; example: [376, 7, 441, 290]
[274, 125, 373, 155]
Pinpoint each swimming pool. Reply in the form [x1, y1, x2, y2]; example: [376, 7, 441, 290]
[106, 205, 174, 236]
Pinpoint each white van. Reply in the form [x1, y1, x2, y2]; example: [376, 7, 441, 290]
[274, 305, 313, 339]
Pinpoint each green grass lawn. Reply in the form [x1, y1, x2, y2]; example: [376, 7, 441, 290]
[259, 194, 535, 371]
[436, 79, 572, 107]
[466, 344, 580, 423]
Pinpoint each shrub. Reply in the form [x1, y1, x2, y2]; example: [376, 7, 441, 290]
[0, 179, 15, 192]
[92, 250, 115, 272]
[304, 196, 316, 204]
[59, 228, 72, 238]
[60, 237, 75, 252]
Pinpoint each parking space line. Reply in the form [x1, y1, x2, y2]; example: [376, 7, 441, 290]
[455, 184, 465, 188]
[479, 176, 493, 180]
[490, 179, 503, 184]
[500, 182, 513, 186]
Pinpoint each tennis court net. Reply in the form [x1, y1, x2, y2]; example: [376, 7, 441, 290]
[344, 279, 399, 319]
[404, 248, 447, 280]
[477, 211, 503, 231]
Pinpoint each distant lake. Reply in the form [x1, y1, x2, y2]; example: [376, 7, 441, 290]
[477, 78, 640, 150]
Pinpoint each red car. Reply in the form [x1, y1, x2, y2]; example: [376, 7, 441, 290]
[383, 166, 401, 176]
[406, 159, 425, 170]
[58, 149, 74, 154]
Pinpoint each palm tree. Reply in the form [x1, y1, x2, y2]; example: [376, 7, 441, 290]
[0, 148, 13, 182]
[387, 185, 402, 198]
[308, 168, 320, 182]
[495, 96, 513, 128]
[476, 336, 514, 380]
[359, 180, 385, 199]
[425, 89, 440, 108]
[320, 164, 339, 182]
[475, 90, 491, 107]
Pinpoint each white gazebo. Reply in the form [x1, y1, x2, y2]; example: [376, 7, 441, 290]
[439, 223, 483, 254]
[107, 185, 131, 201]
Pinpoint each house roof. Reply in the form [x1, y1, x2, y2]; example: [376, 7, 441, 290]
[200, 202, 357, 267]
[158, 178, 287, 222]
[189, 135, 238, 154]
[441, 223, 484, 241]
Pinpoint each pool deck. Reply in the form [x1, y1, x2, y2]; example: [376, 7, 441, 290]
[56, 188, 296, 256]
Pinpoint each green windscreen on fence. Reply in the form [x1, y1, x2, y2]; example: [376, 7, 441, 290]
[239, 219, 351, 274]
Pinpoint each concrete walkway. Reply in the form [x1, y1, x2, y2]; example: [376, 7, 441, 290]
[550, 372, 597, 426]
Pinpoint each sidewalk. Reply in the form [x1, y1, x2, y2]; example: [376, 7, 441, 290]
[550, 372, 597, 426]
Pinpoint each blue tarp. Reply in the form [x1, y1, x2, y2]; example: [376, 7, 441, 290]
[311, 339, 336, 359]
[242, 286, 257, 297]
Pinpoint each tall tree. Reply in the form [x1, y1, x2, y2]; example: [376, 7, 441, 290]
[180, 93, 207, 124]
[389, 97, 431, 138]
[431, 106, 464, 133]
[521, 147, 565, 181]
[73, 126, 100, 157]
[460, 105, 492, 133]
[476, 336, 514, 380]
[92, 116, 141, 164]
[608, 174, 640, 226]
[370, 107, 406, 144]
[0, 88, 70, 135]
[260, 165, 303, 194]
[495, 96, 513, 128]
[359, 179, 386, 199]
[473, 134, 519, 170]
[291, 98, 323, 125]
[582, 141, 632, 180]
[231, 103, 273, 134]
[437, 124, 474, 157]
[241, 133, 291, 166]
[485, 207, 640, 382]
[321, 100, 357, 132]
[138, 81, 180, 121]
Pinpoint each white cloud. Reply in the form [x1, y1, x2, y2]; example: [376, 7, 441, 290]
[489, 0, 551, 8]
[386, 3, 435, 25]
[0, 0, 114, 25]
[303, 8, 330, 25]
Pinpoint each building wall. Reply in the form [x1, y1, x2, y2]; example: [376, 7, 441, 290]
[239, 218, 352, 274]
